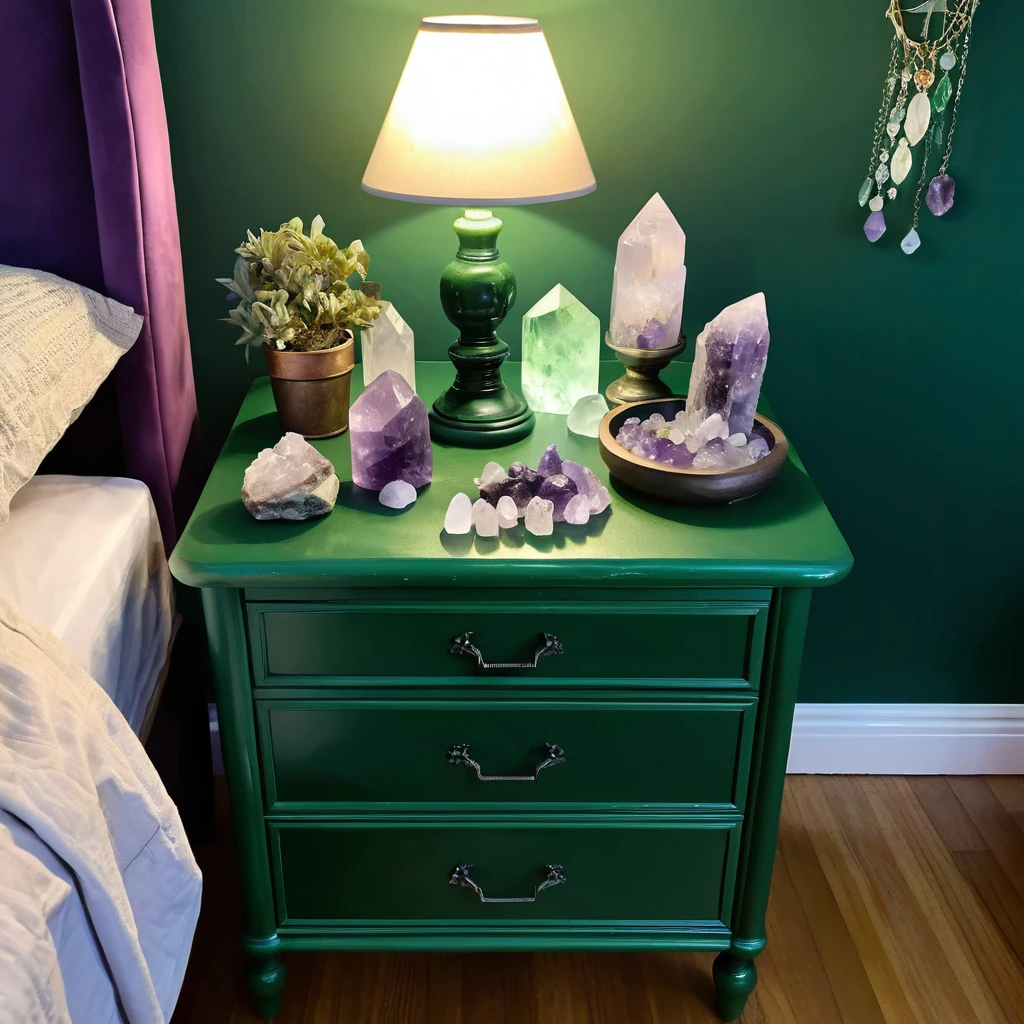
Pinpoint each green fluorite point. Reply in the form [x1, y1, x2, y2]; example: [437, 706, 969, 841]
[932, 74, 952, 114]
[858, 177, 873, 207]
[521, 284, 600, 415]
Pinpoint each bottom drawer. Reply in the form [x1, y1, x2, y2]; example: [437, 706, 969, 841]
[270, 818, 740, 928]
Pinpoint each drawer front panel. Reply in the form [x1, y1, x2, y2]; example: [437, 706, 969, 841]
[270, 818, 740, 927]
[248, 600, 768, 688]
[259, 698, 757, 812]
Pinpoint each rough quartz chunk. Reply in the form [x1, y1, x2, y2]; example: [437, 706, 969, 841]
[561, 459, 611, 514]
[474, 461, 507, 489]
[567, 394, 609, 437]
[609, 193, 687, 350]
[444, 492, 472, 534]
[471, 498, 500, 537]
[684, 293, 770, 440]
[524, 496, 554, 536]
[242, 432, 339, 520]
[350, 369, 432, 491]
[563, 493, 591, 526]
[496, 495, 519, 528]
[362, 301, 415, 392]
[522, 285, 601, 414]
[378, 479, 417, 509]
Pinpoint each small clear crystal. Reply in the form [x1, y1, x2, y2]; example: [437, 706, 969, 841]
[378, 480, 417, 509]
[474, 461, 507, 489]
[875, 162, 890, 186]
[940, 51, 956, 71]
[900, 228, 921, 255]
[524, 496, 554, 536]
[495, 495, 519, 528]
[471, 498, 500, 537]
[887, 187, 897, 200]
[444, 493, 472, 535]
[567, 394, 609, 437]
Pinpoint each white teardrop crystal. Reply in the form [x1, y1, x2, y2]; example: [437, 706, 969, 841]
[890, 139, 913, 185]
[904, 92, 931, 147]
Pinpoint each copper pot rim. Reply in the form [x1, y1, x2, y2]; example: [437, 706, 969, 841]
[598, 398, 789, 478]
[263, 334, 355, 381]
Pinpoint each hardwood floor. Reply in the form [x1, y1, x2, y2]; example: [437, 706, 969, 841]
[173, 776, 1024, 1023]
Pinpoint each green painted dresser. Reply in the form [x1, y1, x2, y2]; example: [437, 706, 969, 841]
[170, 361, 852, 1021]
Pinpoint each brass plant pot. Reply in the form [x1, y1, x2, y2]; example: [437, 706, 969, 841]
[605, 332, 687, 406]
[263, 333, 355, 439]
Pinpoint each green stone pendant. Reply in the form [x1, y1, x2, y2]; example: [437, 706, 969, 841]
[857, 176, 873, 207]
[932, 73, 953, 114]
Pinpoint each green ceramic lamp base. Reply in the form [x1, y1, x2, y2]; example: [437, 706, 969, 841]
[428, 209, 535, 447]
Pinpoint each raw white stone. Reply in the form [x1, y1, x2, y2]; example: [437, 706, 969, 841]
[561, 459, 611, 514]
[471, 498, 500, 537]
[890, 138, 913, 185]
[496, 495, 519, 528]
[524, 496, 554, 536]
[563, 493, 591, 526]
[609, 192, 687, 350]
[566, 394, 609, 437]
[728, 433, 747, 446]
[746, 436, 770, 461]
[444, 492, 472, 534]
[242, 432, 339, 520]
[474, 461, 507, 489]
[379, 479, 417, 509]
[362, 301, 416, 391]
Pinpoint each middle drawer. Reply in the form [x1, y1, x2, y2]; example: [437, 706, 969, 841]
[257, 698, 757, 812]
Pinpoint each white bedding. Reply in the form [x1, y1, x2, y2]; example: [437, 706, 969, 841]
[0, 597, 201, 1023]
[0, 475, 173, 735]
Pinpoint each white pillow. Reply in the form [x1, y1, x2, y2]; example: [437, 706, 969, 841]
[0, 265, 142, 528]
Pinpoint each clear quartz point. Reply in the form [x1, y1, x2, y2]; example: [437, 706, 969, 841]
[901, 228, 922, 255]
[875, 162, 890, 186]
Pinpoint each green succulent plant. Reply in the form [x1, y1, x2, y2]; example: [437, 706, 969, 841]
[218, 215, 381, 357]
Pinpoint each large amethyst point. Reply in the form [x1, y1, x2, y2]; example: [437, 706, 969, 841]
[349, 369, 432, 491]
[926, 174, 955, 217]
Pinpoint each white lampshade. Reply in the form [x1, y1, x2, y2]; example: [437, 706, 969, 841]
[362, 15, 596, 206]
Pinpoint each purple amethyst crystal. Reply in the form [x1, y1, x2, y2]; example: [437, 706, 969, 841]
[863, 210, 886, 243]
[349, 369, 432, 491]
[537, 443, 563, 477]
[925, 174, 955, 217]
[537, 473, 578, 522]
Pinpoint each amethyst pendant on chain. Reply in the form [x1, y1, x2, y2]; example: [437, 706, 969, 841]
[926, 174, 956, 216]
[863, 210, 886, 243]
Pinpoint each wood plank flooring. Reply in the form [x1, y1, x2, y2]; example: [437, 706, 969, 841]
[173, 776, 1024, 1023]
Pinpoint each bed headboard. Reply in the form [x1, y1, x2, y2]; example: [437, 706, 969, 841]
[0, 0, 201, 550]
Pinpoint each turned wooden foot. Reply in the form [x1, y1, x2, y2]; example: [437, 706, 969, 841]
[244, 934, 286, 1020]
[713, 952, 758, 1021]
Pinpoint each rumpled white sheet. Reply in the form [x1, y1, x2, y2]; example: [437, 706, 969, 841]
[0, 598, 201, 1023]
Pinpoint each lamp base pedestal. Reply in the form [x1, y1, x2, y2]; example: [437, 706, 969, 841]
[429, 209, 535, 448]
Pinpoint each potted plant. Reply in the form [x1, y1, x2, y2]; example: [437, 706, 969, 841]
[218, 215, 381, 438]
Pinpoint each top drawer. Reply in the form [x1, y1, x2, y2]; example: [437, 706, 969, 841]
[247, 596, 768, 689]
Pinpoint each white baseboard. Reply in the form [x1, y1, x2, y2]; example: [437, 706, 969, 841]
[788, 703, 1024, 775]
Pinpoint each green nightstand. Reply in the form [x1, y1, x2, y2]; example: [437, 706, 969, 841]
[171, 361, 852, 1022]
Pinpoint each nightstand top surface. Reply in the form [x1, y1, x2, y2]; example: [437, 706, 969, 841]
[171, 362, 852, 589]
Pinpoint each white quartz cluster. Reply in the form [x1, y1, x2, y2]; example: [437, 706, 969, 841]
[242, 433, 339, 520]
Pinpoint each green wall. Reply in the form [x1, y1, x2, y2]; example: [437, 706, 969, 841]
[153, 0, 1022, 704]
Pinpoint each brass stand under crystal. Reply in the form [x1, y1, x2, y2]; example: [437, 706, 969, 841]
[605, 333, 686, 406]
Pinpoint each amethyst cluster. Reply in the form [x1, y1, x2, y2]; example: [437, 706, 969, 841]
[476, 444, 611, 527]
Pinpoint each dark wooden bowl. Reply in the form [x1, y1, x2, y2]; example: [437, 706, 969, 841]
[598, 398, 789, 506]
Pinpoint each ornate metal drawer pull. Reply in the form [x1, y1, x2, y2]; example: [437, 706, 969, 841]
[449, 631, 564, 670]
[449, 863, 566, 903]
[447, 742, 566, 782]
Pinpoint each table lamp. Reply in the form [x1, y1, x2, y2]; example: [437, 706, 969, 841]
[362, 15, 595, 446]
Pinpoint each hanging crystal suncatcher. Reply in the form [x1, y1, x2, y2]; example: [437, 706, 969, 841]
[856, 1, 981, 253]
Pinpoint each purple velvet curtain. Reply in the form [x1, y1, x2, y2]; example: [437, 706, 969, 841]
[0, 0, 200, 551]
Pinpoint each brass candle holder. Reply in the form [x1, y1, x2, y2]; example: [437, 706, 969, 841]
[604, 332, 687, 407]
